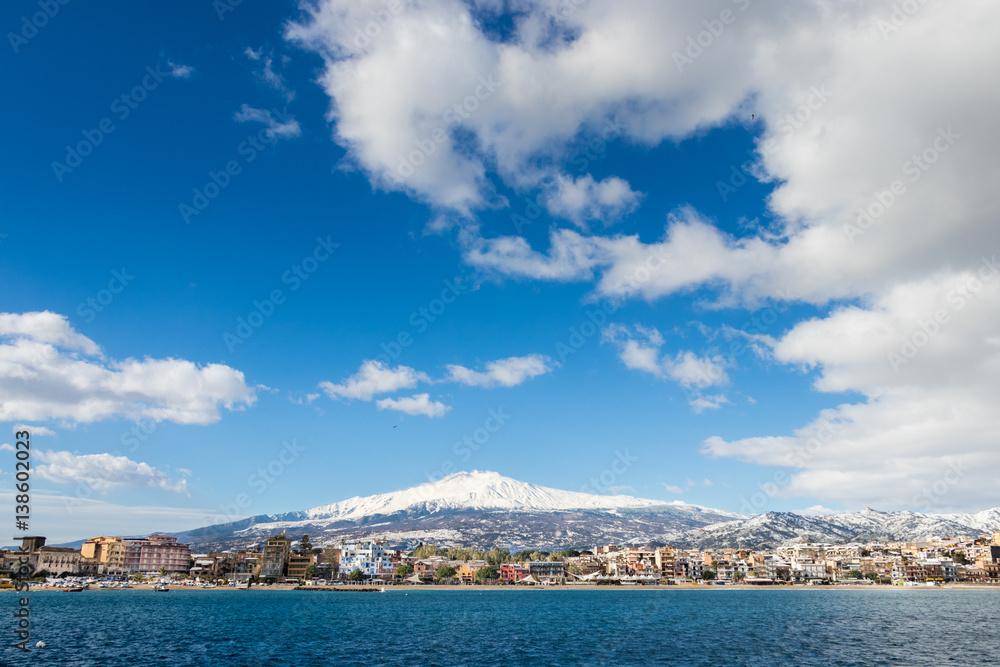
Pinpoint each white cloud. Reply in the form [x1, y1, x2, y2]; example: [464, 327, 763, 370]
[703, 263, 1000, 510]
[233, 104, 302, 138]
[445, 354, 554, 388]
[244, 46, 294, 100]
[662, 484, 683, 494]
[319, 360, 429, 401]
[544, 175, 643, 227]
[602, 324, 729, 410]
[287, 0, 1000, 509]
[690, 394, 729, 413]
[376, 393, 450, 418]
[167, 60, 194, 79]
[0, 312, 256, 425]
[35, 450, 188, 494]
[12, 424, 55, 437]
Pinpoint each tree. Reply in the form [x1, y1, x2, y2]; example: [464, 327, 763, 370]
[158, 567, 166, 577]
[410, 544, 448, 558]
[846, 570, 863, 580]
[567, 564, 582, 576]
[702, 570, 717, 581]
[953, 551, 969, 565]
[860, 549, 872, 557]
[348, 568, 365, 582]
[435, 566, 457, 581]
[299, 535, 313, 555]
[304, 565, 318, 579]
[394, 565, 414, 579]
[864, 572, 879, 582]
[734, 571, 746, 582]
[475, 566, 499, 582]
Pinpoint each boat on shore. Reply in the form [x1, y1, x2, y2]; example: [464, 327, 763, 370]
[62, 586, 85, 592]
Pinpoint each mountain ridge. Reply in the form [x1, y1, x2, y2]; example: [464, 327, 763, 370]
[174, 471, 1000, 551]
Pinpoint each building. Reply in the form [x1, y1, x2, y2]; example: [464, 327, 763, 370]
[339, 541, 397, 580]
[36, 547, 82, 575]
[260, 534, 292, 580]
[122, 535, 191, 573]
[500, 563, 529, 583]
[81, 536, 127, 574]
[456, 560, 487, 583]
[287, 554, 313, 581]
[528, 561, 565, 582]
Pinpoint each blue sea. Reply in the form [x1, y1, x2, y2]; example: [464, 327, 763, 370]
[2, 589, 997, 666]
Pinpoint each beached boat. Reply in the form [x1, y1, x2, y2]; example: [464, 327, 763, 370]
[62, 587, 85, 592]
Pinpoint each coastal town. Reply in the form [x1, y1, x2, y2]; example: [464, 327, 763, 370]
[3, 530, 1000, 588]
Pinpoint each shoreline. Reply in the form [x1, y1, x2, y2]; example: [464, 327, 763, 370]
[8, 583, 999, 592]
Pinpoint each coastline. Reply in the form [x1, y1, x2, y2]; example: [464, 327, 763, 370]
[9, 583, 999, 592]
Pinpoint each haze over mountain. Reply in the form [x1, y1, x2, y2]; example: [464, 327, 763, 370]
[175, 472, 1000, 551]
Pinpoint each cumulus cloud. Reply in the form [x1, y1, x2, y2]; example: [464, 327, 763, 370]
[0, 311, 256, 425]
[703, 261, 1000, 509]
[12, 424, 55, 437]
[35, 450, 188, 494]
[288, 0, 1000, 508]
[603, 324, 728, 389]
[319, 360, 429, 401]
[376, 393, 450, 418]
[544, 175, 643, 227]
[233, 104, 302, 138]
[445, 354, 555, 388]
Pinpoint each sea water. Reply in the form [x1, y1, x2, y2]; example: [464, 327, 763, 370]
[2, 588, 997, 665]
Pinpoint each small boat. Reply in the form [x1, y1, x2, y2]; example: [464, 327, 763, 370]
[61, 587, 85, 592]
[152, 584, 169, 592]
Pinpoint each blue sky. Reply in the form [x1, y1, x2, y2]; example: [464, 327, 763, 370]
[3, 0, 999, 542]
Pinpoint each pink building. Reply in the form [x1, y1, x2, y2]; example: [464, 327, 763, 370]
[124, 534, 191, 573]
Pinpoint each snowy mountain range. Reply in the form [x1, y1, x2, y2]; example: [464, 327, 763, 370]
[175, 471, 1000, 551]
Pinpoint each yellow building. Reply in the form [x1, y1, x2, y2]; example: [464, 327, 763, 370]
[456, 560, 486, 583]
[287, 554, 313, 581]
[81, 536, 127, 574]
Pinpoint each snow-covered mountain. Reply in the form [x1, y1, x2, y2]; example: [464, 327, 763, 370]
[176, 471, 742, 550]
[652, 508, 1000, 550]
[175, 471, 1000, 551]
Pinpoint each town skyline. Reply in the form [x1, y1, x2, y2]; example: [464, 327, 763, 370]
[4, 0, 1000, 545]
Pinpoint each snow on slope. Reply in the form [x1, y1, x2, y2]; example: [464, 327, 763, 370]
[300, 470, 714, 520]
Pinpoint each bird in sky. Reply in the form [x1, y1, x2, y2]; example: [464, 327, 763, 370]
[751, 113, 755, 120]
